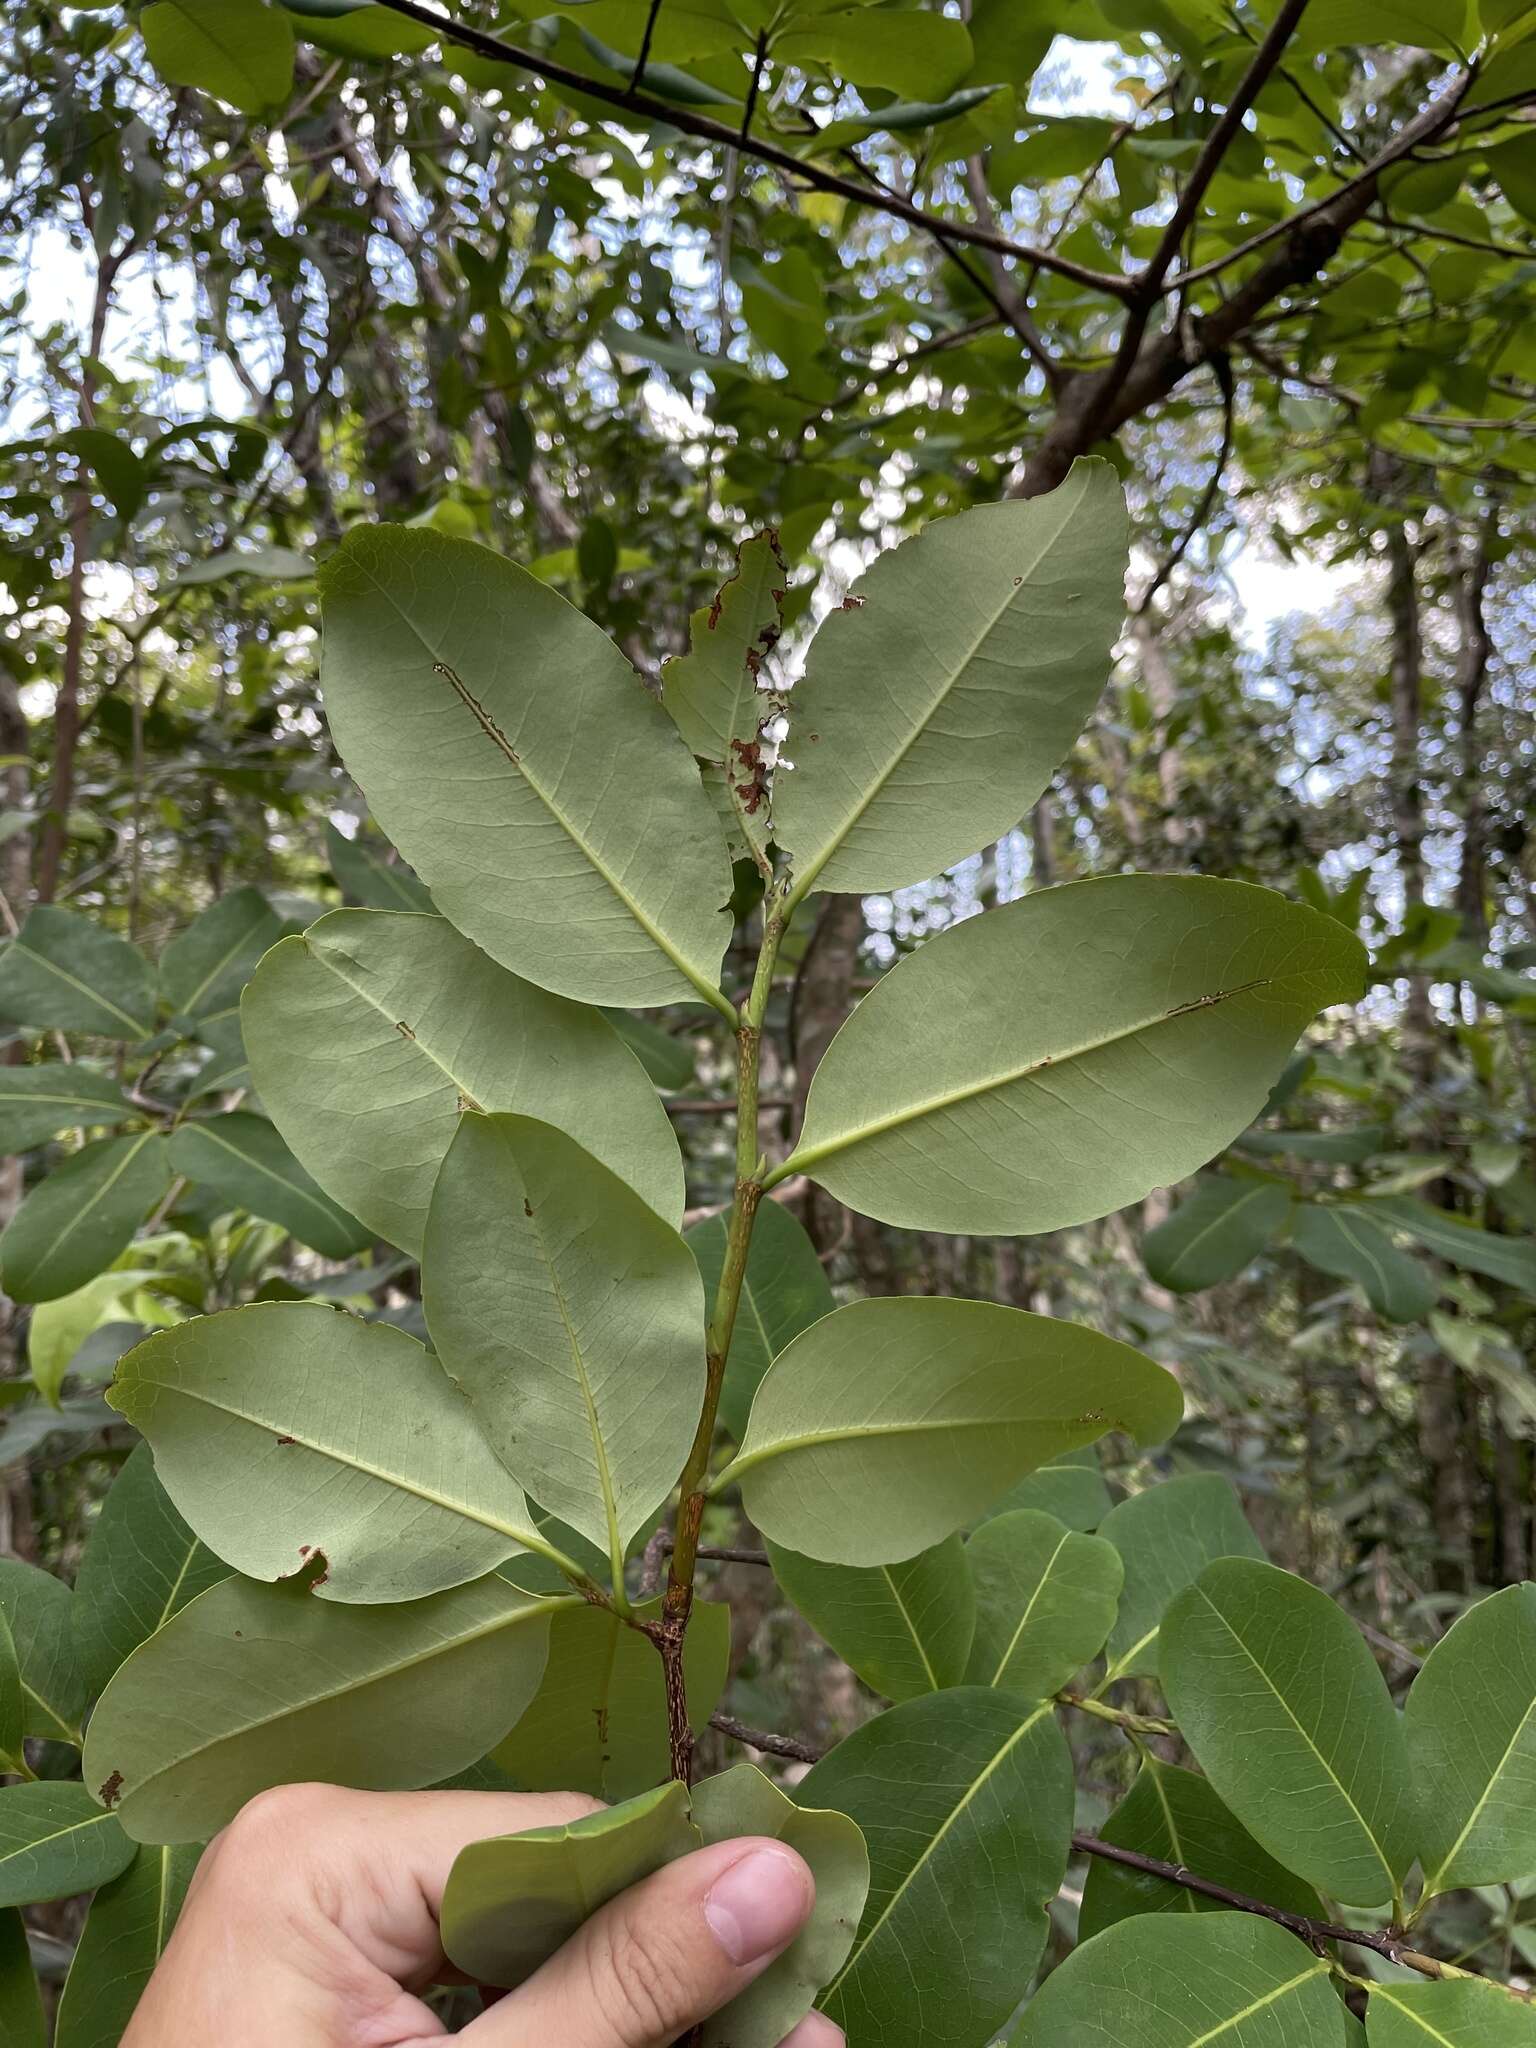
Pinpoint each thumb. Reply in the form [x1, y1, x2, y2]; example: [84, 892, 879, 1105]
[464, 1835, 841, 2048]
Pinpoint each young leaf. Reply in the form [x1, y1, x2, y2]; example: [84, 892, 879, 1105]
[325, 819, 433, 912]
[0, 1557, 88, 1746]
[1143, 1177, 1292, 1293]
[108, 1302, 553, 1601]
[693, 1765, 869, 2048]
[440, 1780, 700, 1989]
[54, 1843, 200, 2048]
[0, 906, 156, 1041]
[663, 530, 786, 858]
[319, 526, 733, 1011]
[778, 876, 1366, 1234]
[1290, 1204, 1437, 1323]
[0, 1065, 134, 1156]
[799, 1687, 1072, 2047]
[765, 1534, 977, 1702]
[1077, 1760, 1324, 1943]
[28, 1267, 164, 1409]
[0, 1784, 134, 1908]
[775, 459, 1125, 902]
[1161, 1559, 1418, 1907]
[1365, 1979, 1536, 2045]
[424, 1113, 706, 1574]
[167, 1112, 372, 1259]
[1099, 1475, 1266, 1683]
[0, 1908, 43, 2048]
[1012, 1911, 1344, 2045]
[724, 1297, 1181, 1566]
[83, 1571, 561, 1844]
[142, 0, 295, 111]
[158, 888, 284, 1020]
[963, 1509, 1122, 1697]
[72, 1444, 228, 1699]
[980, 1447, 1111, 1532]
[1405, 1582, 1536, 1896]
[243, 910, 683, 1254]
[0, 1133, 171, 1304]
[687, 1196, 834, 1440]
[493, 1597, 730, 1802]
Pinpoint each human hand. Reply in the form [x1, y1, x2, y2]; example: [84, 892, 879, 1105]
[122, 1782, 845, 2048]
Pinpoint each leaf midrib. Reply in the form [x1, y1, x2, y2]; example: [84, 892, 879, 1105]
[1192, 1582, 1396, 1897]
[989, 1529, 1073, 1688]
[355, 563, 726, 1012]
[787, 474, 1089, 902]
[722, 1412, 1109, 1489]
[1164, 1184, 1279, 1286]
[1425, 1685, 1536, 1895]
[823, 1701, 1052, 2001]
[783, 976, 1274, 1180]
[12, 938, 148, 1036]
[1186, 1964, 1328, 2047]
[175, 1121, 348, 1239]
[0, 1805, 118, 1873]
[11, 1133, 160, 1291]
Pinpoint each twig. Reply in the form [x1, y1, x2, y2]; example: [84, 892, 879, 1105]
[1135, 350, 1235, 616]
[710, 1713, 824, 1765]
[628, 0, 665, 97]
[659, 1539, 771, 1567]
[1059, 1691, 1176, 1737]
[367, 0, 1134, 298]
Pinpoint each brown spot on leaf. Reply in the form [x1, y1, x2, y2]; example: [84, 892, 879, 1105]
[276, 1434, 296, 1446]
[523, 1198, 534, 1218]
[840, 594, 866, 610]
[394, 1020, 417, 1042]
[99, 1772, 124, 1809]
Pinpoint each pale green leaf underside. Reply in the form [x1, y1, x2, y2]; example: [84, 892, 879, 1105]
[84, 1570, 560, 1844]
[243, 909, 683, 1255]
[1365, 1978, 1536, 2046]
[782, 875, 1367, 1236]
[424, 1113, 705, 1572]
[727, 1296, 1181, 1566]
[776, 458, 1127, 899]
[319, 525, 732, 1010]
[108, 1302, 550, 1602]
[1162, 1559, 1417, 1907]
[441, 1780, 699, 1989]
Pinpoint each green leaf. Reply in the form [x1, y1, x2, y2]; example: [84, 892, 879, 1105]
[108, 1302, 552, 1602]
[981, 1448, 1111, 1531]
[324, 820, 434, 913]
[441, 1780, 700, 1989]
[171, 543, 314, 585]
[319, 526, 733, 1010]
[84, 1571, 560, 1844]
[780, 876, 1367, 1235]
[774, 8, 972, 98]
[0, 1613, 22, 1776]
[663, 531, 786, 858]
[159, 888, 284, 1021]
[775, 460, 1126, 901]
[424, 1113, 706, 1575]
[1078, 1760, 1324, 1944]
[726, 1297, 1181, 1567]
[1012, 1911, 1344, 2045]
[1161, 1559, 1418, 1907]
[28, 1267, 164, 1407]
[72, 1444, 228, 1699]
[600, 1007, 696, 1090]
[187, 1010, 248, 1098]
[1291, 1205, 1437, 1323]
[1361, 1197, 1536, 1296]
[54, 1843, 200, 2048]
[1405, 1583, 1536, 1895]
[1099, 1476, 1266, 1683]
[493, 1596, 730, 1802]
[765, 1535, 976, 1702]
[0, 1065, 134, 1155]
[693, 1765, 869, 2048]
[141, 0, 296, 113]
[0, 1134, 171, 1304]
[1292, 0, 1472, 56]
[243, 910, 683, 1255]
[1366, 1979, 1536, 2045]
[687, 1198, 834, 1440]
[167, 1112, 372, 1259]
[0, 1559, 87, 1745]
[799, 1687, 1072, 2046]
[0, 1909, 43, 2048]
[0, 907, 156, 1040]
[963, 1510, 1122, 1697]
[1144, 1178, 1292, 1293]
[285, 0, 440, 59]
[0, 1784, 134, 1908]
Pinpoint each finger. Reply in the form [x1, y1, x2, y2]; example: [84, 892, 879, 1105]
[466, 1835, 817, 2048]
[202, 1783, 605, 1987]
[778, 2016, 845, 2048]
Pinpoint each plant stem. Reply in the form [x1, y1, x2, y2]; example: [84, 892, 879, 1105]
[1058, 1690, 1177, 1737]
[655, 880, 790, 1780]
